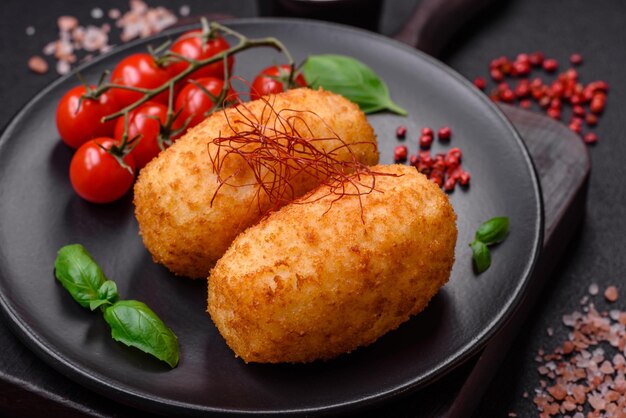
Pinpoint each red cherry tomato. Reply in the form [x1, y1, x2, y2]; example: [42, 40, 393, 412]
[174, 77, 236, 129]
[56, 85, 120, 149]
[169, 30, 234, 80]
[114, 101, 184, 169]
[109, 53, 173, 108]
[69, 138, 136, 204]
[250, 65, 307, 100]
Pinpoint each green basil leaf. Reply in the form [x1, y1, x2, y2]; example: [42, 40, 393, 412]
[475, 217, 510, 245]
[470, 240, 491, 273]
[103, 300, 179, 368]
[88, 280, 119, 311]
[54, 244, 108, 309]
[302, 54, 408, 116]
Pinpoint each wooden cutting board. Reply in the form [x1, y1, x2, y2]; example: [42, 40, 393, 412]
[355, 103, 590, 417]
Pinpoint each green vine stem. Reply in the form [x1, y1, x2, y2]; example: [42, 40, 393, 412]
[95, 21, 294, 123]
[81, 20, 296, 168]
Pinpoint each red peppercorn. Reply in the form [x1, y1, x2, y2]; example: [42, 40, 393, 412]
[459, 171, 471, 186]
[421, 127, 433, 137]
[570, 53, 583, 66]
[539, 96, 551, 108]
[396, 125, 407, 139]
[590, 95, 606, 114]
[433, 154, 446, 170]
[529, 52, 544, 67]
[547, 107, 561, 120]
[550, 81, 564, 98]
[513, 61, 530, 76]
[565, 68, 578, 81]
[500, 89, 515, 103]
[443, 177, 456, 192]
[447, 147, 463, 159]
[570, 94, 582, 105]
[430, 173, 444, 187]
[409, 154, 419, 166]
[394, 145, 408, 163]
[585, 113, 598, 126]
[520, 99, 531, 109]
[550, 98, 561, 109]
[438, 126, 452, 141]
[515, 81, 530, 98]
[490, 68, 504, 82]
[474, 77, 486, 90]
[568, 123, 581, 134]
[583, 132, 598, 144]
[419, 134, 433, 149]
[573, 105, 585, 117]
[570, 117, 583, 126]
[543, 58, 558, 72]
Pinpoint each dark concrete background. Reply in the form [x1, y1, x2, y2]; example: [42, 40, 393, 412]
[1, 0, 625, 416]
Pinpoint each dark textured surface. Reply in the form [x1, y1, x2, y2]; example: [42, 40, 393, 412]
[0, 0, 623, 417]
[439, 1, 626, 416]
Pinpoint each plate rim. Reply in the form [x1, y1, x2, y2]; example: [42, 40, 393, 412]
[0, 17, 544, 416]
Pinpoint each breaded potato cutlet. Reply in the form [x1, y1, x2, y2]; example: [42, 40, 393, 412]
[134, 88, 379, 278]
[208, 164, 457, 363]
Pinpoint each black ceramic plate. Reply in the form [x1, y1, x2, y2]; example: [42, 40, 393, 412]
[0, 19, 542, 416]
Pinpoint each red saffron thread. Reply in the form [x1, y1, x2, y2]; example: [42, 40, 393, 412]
[207, 94, 396, 221]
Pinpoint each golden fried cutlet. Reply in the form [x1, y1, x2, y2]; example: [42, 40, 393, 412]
[208, 164, 457, 363]
[134, 88, 379, 278]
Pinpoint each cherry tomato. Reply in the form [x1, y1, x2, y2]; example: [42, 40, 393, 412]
[69, 138, 136, 204]
[109, 53, 173, 108]
[250, 65, 307, 100]
[169, 30, 234, 80]
[114, 101, 184, 169]
[174, 77, 236, 129]
[56, 85, 120, 149]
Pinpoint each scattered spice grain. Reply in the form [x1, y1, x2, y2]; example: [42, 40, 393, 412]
[28, 56, 49, 74]
[530, 286, 626, 416]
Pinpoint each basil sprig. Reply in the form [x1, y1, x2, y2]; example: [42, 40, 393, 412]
[470, 217, 509, 273]
[54, 244, 179, 368]
[302, 54, 408, 116]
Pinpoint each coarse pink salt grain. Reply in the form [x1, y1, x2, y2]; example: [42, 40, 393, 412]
[605, 286, 619, 302]
[28, 56, 48, 74]
[589, 283, 599, 295]
[529, 287, 626, 415]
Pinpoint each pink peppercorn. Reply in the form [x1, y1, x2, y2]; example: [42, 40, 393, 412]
[583, 132, 598, 144]
[419, 134, 433, 149]
[543, 58, 558, 72]
[570, 53, 583, 65]
[474, 77, 486, 90]
[421, 127, 433, 137]
[396, 125, 407, 139]
[394, 145, 408, 163]
[529, 52, 544, 67]
[438, 126, 452, 141]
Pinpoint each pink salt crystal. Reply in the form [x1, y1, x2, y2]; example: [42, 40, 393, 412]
[600, 360, 615, 374]
[588, 394, 606, 410]
[547, 384, 567, 400]
[605, 286, 619, 302]
[589, 283, 599, 295]
[82, 26, 108, 51]
[56, 60, 70, 75]
[29, 56, 49, 74]
[108, 8, 121, 19]
[57, 16, 78, 31]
